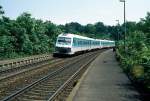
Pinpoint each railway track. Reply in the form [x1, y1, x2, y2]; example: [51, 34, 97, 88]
[0, 50, 104, 101]
[0, 55, 52, 73]
[0, 57, 59, 78]
[0, 57, 62, 81]
[0, 56, 73, 100]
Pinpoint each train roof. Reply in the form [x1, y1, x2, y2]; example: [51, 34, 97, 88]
[58, 33, 93, 40]
[58, 33, 114, 42]
[100, 39, 115, 42]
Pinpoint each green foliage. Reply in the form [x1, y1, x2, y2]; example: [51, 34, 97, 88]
[0, 5, 149, 80]
[0, 9, 61, 59]
[0, 5, 4, 16]
[117, 12, 150, 90]
[64, 22, 83, 34]
[59, 22, 115, 39]
[137, 12, 150, 34]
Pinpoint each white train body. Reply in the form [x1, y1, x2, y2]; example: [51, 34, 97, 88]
[54, 33, 115, 55]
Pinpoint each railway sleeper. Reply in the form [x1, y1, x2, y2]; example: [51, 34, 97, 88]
[33, 88, 56, 92]
[35, 85, 56, 88]
[41, 83, 58, 87]
[4, 89, 20, 95]
[26, 91, 55, 95]
[14, 96, 45, 101]
[18, 91, 56, 100]
[19, 94, 47, 99]
[35, 84, 60, 89]
[28, 89, 54, 94]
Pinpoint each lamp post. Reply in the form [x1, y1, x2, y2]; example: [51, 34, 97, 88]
[119, 0, 126, 52]
[116, 20, 120, 41]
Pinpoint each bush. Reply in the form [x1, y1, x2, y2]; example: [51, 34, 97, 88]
[116, 31, 150, 91]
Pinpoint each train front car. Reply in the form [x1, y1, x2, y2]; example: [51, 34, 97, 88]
[54, 33, 73, 55]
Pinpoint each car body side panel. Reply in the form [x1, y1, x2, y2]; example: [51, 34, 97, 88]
[54, 33, 115, 55]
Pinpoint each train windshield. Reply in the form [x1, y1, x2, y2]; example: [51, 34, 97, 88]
[57, 37, 71, 45]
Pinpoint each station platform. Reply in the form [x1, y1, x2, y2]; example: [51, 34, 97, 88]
[68, 49, 141, 101]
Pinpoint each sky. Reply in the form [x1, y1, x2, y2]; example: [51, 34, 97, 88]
[0, 0, 150, 25]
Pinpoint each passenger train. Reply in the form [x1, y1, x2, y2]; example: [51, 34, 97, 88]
[54, 33, 115, 55]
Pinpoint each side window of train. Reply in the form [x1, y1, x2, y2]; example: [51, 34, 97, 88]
[80, 40, 82, 46]
[77, 38, 79, 47]
[78, 39, 80, 46]
[73, 38, 78, 47]
[81, 39, 83, 46]
[73, 38, 76, 46]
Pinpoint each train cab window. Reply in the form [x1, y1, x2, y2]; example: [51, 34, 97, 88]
[57, 37, 71, 45]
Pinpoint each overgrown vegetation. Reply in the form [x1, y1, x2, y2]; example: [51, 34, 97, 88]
[0, 5, 121, 59]
[116, 12, 150, 91]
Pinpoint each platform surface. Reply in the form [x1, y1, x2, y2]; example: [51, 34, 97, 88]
[72, 49, 141, 101]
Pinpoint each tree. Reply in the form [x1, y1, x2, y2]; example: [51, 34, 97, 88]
[45, 21, 61, 44]
[64, 22, 83, 34]
[94, 22, 106, 33]
[125, 21, 137, 34]
[137, 12, 150, 33]
[16, 12, 35, 35]
[0, 5, 4, 16]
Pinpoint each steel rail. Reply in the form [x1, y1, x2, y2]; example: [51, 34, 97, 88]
[0, 57, 55, 74]
[1, 52, 91, 101]
[0, 58, 61, 82]
[48, 53, 98, 101]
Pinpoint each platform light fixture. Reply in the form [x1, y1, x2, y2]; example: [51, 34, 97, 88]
[116, 20, 120, 41]
[119, 0, 126, 52]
